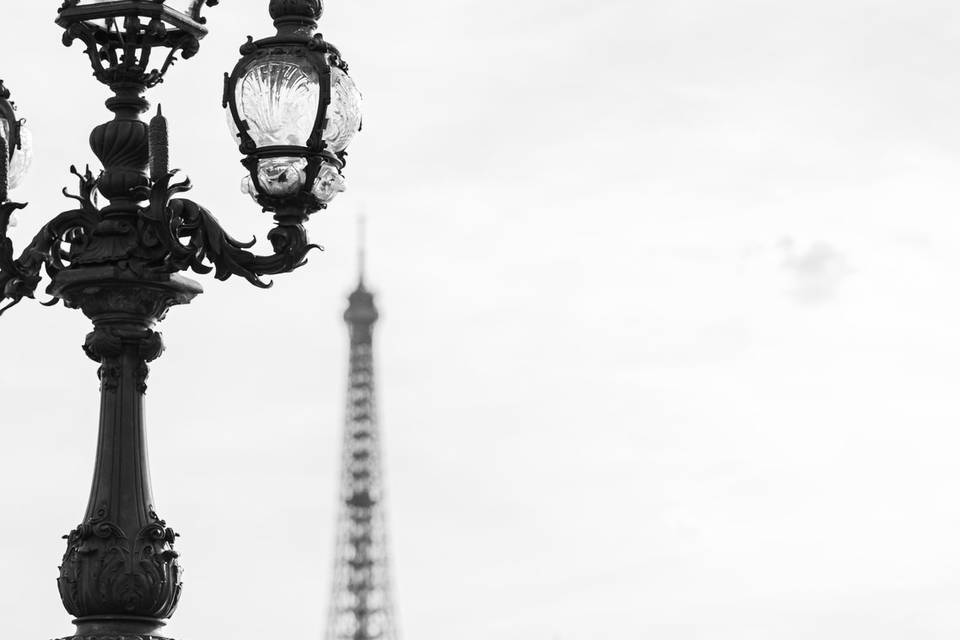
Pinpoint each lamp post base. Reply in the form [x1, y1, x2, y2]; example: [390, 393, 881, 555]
[58, 616, 171, 640]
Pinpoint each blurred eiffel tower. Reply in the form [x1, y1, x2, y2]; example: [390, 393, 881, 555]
[325, 223, 400, 640]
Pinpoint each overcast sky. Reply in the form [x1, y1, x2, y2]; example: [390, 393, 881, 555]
[3, 1, 960, 638]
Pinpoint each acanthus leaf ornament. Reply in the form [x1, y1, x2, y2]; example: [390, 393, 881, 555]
[142, 170, 322, 288]
[0, 166, 99, 315]
[58, 505, 182, 620]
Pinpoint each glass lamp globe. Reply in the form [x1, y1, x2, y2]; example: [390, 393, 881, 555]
[226, 31, 361, 210]
[0, 85, 32, 197]
[0, 120, 32, 191]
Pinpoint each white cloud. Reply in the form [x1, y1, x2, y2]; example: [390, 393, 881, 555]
[779, 238, 852, 304]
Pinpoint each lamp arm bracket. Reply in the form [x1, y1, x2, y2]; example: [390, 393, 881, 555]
[0, 166, 100, 315]
[144, 171, 321, 289]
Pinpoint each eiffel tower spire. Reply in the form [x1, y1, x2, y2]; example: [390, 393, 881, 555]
[325, 240, 399, 640]
[357, 214, 367, 288]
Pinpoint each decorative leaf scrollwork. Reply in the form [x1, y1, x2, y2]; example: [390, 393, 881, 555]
[0, 166, 99, 315]
[58, 507, 182, 620]
[142, 171, 321, 288]
[189, 0, 221, 24]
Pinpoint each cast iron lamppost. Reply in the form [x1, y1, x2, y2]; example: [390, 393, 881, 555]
[0, 1, 361, 639]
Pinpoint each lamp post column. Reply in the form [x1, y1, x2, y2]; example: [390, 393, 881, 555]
[55, 274, 200, 640]
[50, 73, 204, 640]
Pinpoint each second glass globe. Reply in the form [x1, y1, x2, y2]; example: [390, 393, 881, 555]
[0, 82, 32, 198]
[0, 120, 32, 192]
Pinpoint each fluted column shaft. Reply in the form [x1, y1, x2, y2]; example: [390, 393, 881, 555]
[52, 274, 201, 640]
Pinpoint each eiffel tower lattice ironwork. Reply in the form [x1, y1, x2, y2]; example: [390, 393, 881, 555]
[325, 256, 400, 640]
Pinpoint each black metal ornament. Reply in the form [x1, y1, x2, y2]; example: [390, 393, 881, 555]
[57, 0, 220, 88]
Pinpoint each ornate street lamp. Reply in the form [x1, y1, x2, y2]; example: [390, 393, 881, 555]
[223, 0, 362, 275]
[0, 1, 361, 640]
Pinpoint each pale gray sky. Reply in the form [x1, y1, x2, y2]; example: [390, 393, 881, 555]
[3, 1, 960, 638]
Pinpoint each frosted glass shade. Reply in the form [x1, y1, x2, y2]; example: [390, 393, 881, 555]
[0, 119, 32, 191]
[311, 163, 346, 204]
[234, 56, 321, 147]
[324, 66, 362, 153]
[240, 174, 257, 203]
[256, 157, 307, 196]
[226, 45, 361, 207]
[228, 57, 362, 154]
[239, 159, 345, 205]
